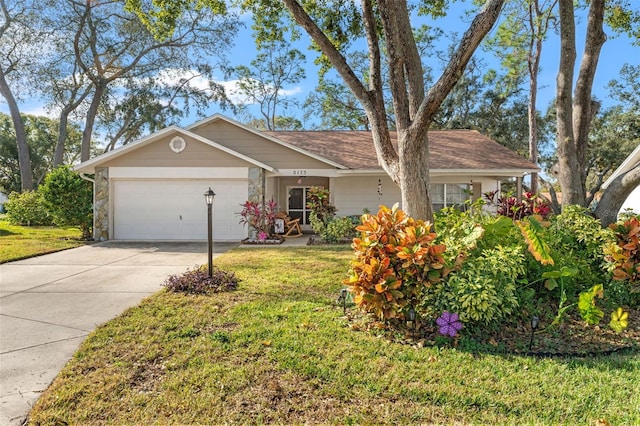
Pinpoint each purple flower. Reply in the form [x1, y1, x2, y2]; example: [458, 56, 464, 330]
[436, 311, 463, 337]
[258, 231, 268, 241]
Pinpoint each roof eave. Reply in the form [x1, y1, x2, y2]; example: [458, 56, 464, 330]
[337, 168, 539, 176]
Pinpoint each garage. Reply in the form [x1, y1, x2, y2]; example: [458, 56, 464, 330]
[112, 179, 248, 241]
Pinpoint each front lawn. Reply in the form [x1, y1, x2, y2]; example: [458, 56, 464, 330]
[27, 247, 640, 425]
[0, 218, 87, 263]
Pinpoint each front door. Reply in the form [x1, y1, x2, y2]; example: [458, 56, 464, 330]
[287, 187, 313, 228]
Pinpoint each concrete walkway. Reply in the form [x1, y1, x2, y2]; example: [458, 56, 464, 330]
[0, 241, 237, 426]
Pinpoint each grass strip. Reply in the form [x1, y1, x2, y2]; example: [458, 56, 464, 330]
[0, 219, 86, 263]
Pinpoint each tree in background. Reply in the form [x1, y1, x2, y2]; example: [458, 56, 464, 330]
[230, 39, 306, 130]
[0, 0, 49, 190]
[484, 0, 558, 194]
[65, 0, 239, 161]
[0, 113, 83, 195]
[39, 165, 92, 240]
[127, 0, 505, 221]
[2, 0, 240, 191]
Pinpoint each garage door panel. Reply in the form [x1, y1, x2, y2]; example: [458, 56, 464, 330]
[113, 180, 247, 241]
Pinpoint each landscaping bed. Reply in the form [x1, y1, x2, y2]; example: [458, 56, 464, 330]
[351, 306, 640, 357]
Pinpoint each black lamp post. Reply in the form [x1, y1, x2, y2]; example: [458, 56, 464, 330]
[204, 187, 216, 278]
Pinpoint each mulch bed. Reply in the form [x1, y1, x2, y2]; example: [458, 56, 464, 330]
[344, 307, 640, 357]
[241, 236, 285, 245]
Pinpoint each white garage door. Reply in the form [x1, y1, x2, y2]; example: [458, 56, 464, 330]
[113, 180, 247, 241]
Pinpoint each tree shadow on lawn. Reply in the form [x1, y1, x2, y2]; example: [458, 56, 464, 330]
[0, 228, 16, 236]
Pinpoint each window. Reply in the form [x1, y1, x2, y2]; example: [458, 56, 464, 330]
[430, 183, 471, 211]
[288, 187, 314, 225]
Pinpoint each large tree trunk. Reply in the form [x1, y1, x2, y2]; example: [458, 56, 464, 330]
[595, 166, 640, 227]
[528, 60, 539, 195]
[399, 127, 432, 221]
[283, 0, 503, 221]
[0, 68, 33, 190]
[556, 0, 582, 206]
[556, 0, 605, 208]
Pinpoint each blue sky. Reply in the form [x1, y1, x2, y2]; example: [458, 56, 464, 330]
[201, 2, 640, 127]
[2, 2, 638, 130]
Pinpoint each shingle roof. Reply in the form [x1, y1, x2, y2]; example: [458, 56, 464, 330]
[263, 129, 539, 171]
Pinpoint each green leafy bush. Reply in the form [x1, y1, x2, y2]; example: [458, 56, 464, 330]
[306, 186, 335, 225]
[310, 211, 356, 243]
[432, 245, 525, 325]
[163, 265, 240, 294]
[345, 204, 446, 320]
[40, 166, 93, 239]
[4, 190, 53, 226]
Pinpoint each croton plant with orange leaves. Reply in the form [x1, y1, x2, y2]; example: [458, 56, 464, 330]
[607, 216, 640, 294]
[344, 204, 447, 320]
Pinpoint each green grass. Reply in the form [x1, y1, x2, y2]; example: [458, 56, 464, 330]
[0, 218, 86, 263]
[27, 247, 640, 425]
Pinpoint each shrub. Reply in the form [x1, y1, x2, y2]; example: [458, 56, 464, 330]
[310, 211, 356, 243]
[40, 166, 93, 239]
[4, 190, 53, 226]
[484, 191, 551, 220]
[606, 215, 640, 306]
[429, 245, 525, 326]
[306, 186, 335, 225]
[325, 216, 357, 242]
[237, 199, 278, 235]
[163, 265, 240, 294]
[345, 204, 446, 320]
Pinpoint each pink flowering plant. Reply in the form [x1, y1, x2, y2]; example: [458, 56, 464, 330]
[237, 198, 278, 236]
[436, 311, 463, 337]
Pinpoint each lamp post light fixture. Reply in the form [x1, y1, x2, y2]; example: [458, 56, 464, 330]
[204, 187, 216, 278]
[529, 315, 539, 352]
[338, 288, 348, 315]
[407, 306, 417, 340]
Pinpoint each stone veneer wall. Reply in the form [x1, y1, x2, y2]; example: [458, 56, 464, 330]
[94, 167, 109, 241]
[248, 167, 265, 204]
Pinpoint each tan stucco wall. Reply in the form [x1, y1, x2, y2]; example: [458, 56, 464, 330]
[101, 135, 254, 168]
[191, 120, 335, 170]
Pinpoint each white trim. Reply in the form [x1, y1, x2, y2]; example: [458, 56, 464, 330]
[109, 167, 249, 179]
[336, 168, 538, 177]
[169, 136, 187, 153]
[187, 113, 348, 170]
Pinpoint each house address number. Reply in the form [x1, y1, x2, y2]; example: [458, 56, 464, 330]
[292, 170, 307, 176]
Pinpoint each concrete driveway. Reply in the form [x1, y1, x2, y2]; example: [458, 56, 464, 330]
[0, 241, 237, 426]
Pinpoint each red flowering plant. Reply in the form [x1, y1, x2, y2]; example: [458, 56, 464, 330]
[237, 198, 278, 236]
[484, 191, 551, 220]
